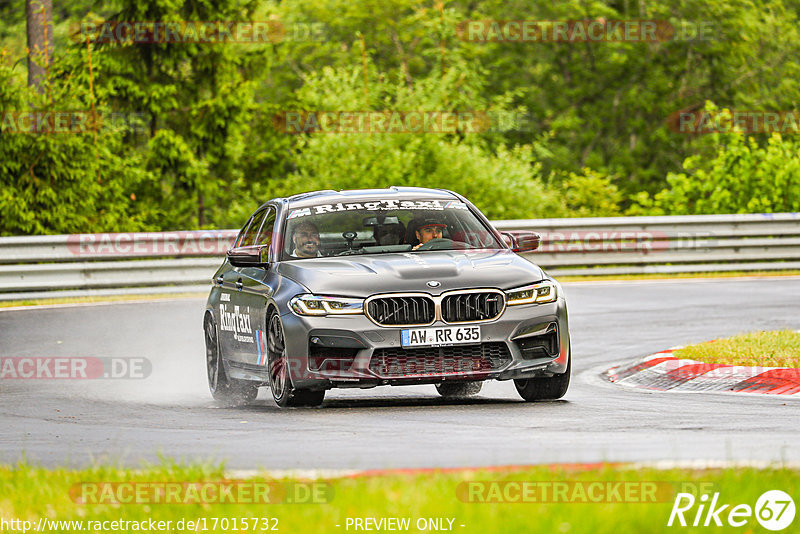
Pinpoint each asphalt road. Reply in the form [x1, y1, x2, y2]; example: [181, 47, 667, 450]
[1, 278, 798, 470]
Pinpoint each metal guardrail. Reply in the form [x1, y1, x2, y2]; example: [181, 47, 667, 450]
[0, 230, 237, 264]
[0, 214, 799, 300]
[501, 212, 800, 275]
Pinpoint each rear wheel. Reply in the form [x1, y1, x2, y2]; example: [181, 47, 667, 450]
[514, 353, 571, 402]
[267, 309, 325, 408]
[436, 381, 483, 398]
[204, 313, 259, 406]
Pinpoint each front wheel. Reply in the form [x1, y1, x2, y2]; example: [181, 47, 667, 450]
[266, 309, 325, 408]
[204, 314, 259, 406]
[514, 354, 571, 401]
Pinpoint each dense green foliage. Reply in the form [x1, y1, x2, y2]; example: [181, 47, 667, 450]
[1, 0, 799, 234]
[632, 130, 800, 215]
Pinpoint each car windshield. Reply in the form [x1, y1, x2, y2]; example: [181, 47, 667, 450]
[280, 198, 505, 260]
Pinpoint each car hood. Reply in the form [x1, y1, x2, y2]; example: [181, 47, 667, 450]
[275, 250, 545, 297]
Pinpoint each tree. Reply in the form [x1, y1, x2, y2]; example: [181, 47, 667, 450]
[631, 121, 800, 215]
[25, 0, 52, 92]
[264, 54, 566, 219]
[0, 56, 153, 235]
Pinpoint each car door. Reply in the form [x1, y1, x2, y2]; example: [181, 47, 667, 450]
[216, 214, 254, 361]
[223, 206, 277, 369]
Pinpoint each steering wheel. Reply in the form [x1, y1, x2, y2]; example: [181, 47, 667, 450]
[415, 238, 454, 251]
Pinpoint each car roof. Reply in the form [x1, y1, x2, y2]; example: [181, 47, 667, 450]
[284, 187, 460, 209]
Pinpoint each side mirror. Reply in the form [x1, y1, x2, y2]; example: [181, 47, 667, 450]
[500, 231, 540, 253]
[227, 245, 270, 267]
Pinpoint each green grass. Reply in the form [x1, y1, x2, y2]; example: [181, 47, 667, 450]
[1, 462, 797, 533]
[672, 330, 800, 368]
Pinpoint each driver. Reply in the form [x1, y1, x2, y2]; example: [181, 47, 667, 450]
[291, 221, 322, 258]
[412, 217, 446, 250]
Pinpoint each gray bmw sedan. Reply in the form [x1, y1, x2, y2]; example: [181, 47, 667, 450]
[204, 187, 570, 407]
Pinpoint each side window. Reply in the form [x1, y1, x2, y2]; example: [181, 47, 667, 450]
[256, 208, 276, 247]
[233, 218, 252, 248]
[239, 209, 268, 247]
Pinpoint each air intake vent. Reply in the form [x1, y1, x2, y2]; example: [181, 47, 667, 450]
[441, 291, 504, 323]
[366, 295, 435, 326]
[370, 343, 512, 377]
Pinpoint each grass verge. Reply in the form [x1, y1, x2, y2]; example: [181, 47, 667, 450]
[672, 330, 800, 368]
[0, 462, 797, 533]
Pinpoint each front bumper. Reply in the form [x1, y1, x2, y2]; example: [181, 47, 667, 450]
[278, 297, 570, 390]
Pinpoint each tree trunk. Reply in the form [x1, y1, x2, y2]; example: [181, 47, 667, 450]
[198, 192, 205, 228]
[26, 0, 53, 93]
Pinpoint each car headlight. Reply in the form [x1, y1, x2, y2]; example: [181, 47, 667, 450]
[505, 281, 558, 306]
[289, 294, 364, 316]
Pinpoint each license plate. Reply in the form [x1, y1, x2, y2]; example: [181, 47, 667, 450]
[401, 326, 481, 348]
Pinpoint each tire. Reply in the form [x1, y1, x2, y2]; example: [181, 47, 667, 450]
[436, 381, 483, 398]
[514, 353, 571, 402]
[204, 313, 259, 406]
[266, 309, 325, 408]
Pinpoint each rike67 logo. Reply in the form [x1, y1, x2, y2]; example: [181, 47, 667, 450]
[668, 490, 795, 531]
